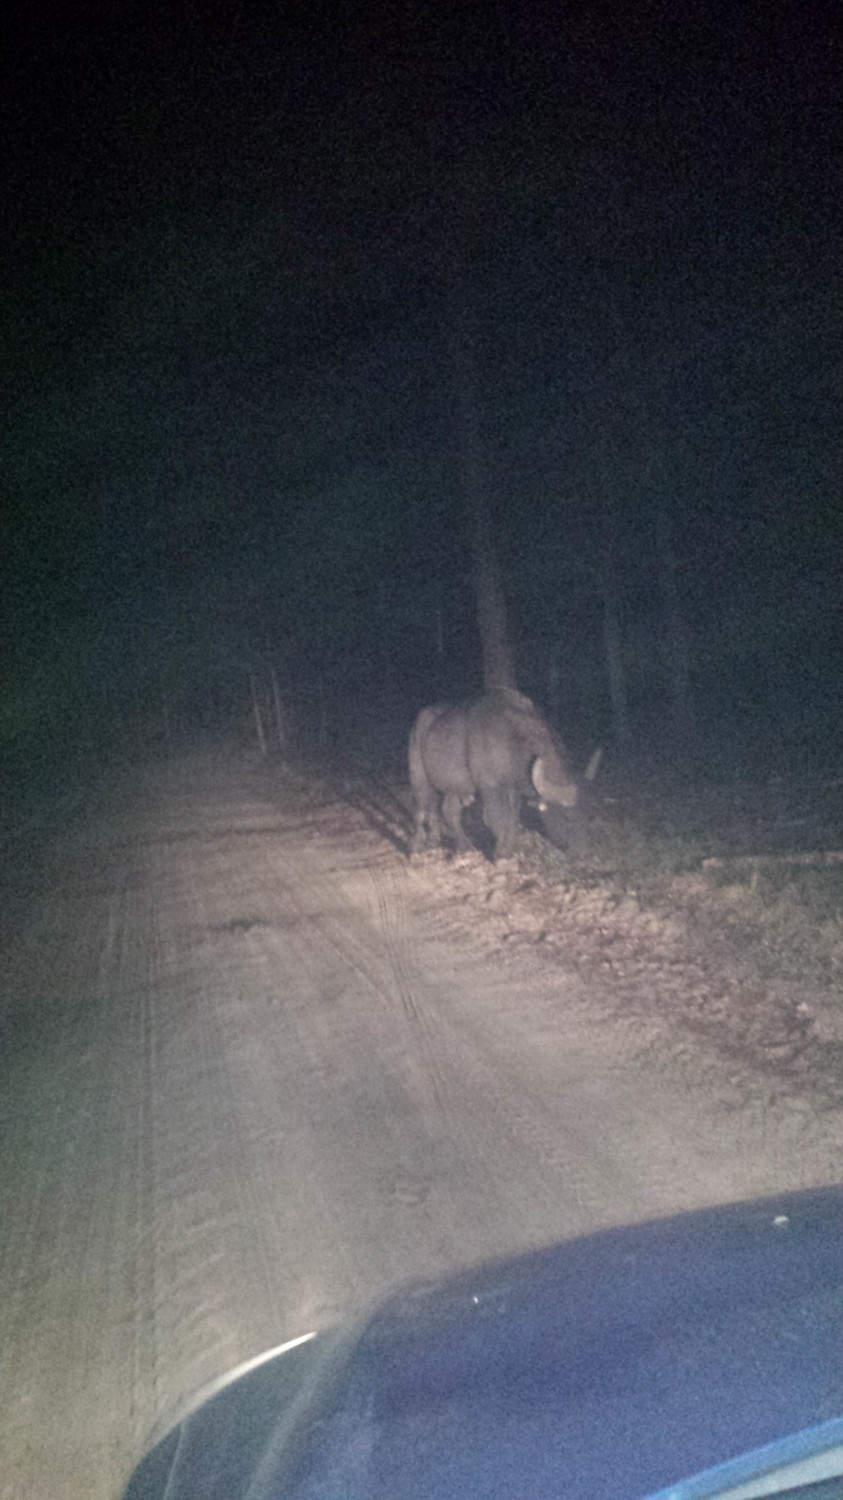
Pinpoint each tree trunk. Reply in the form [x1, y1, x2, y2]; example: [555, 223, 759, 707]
[471, 502, 516, 691]
[269, 662, 286, 752]
[654, 501, 694, 749]
[450, 285, 516, 692]
[547, 643, 562, 722]
[600, 553, 631, 745]
[249, 670, 268, 757]
[591, 431, 632, 745]
[432, 580, 446, 658]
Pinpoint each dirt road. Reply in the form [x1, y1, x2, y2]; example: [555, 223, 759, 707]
[2, 754, 841, 1500]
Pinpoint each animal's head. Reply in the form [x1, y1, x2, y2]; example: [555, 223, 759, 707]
[532, 745, 602, 807]
[531, 746, 602, 851]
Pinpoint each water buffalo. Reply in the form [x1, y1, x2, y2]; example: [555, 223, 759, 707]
[409, 687, 585, 859]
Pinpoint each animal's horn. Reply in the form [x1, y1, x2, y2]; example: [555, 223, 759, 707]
[531, 757, 550, 804]
[532, 757, 578, 808]
[585, 747, 603, 783]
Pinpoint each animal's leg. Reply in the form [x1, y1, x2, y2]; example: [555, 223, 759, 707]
[482, 788, 519, 858]
[411, 791, 441, 853]
[441, 793, 470, 851]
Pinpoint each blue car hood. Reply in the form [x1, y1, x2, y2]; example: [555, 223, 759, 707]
[123, 1185, 843, 1499]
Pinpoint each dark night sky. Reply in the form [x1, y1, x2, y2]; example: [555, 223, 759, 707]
[2, 1, 841, 774]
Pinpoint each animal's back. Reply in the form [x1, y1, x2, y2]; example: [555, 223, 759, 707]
[464, 691, 542, 793]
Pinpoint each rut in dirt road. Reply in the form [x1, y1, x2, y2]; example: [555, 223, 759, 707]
[1, 753, 841, 1500]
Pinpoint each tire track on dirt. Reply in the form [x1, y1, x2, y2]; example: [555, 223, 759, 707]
[248, 832, 524, 1259]
[137, 839, 288, 1395]
[0, 855, 155, 1499]
[364, 850, 651, 1231]
[276, 824, 639, 1243]
[128, 894, 162, 1446]
[179, 820, 471, 1314]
